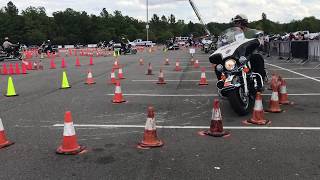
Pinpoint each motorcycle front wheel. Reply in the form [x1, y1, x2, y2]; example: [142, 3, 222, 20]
[227, 87, 254, 116]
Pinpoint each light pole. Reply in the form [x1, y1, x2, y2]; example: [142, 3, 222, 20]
[146, 0, 149, 41]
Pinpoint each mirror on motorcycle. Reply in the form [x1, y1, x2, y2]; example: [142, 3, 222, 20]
[216, 64, 224, 72]
[239, 56, 247, 64]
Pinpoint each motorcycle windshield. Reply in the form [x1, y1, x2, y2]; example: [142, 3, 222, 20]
[218, 27, 263, 48]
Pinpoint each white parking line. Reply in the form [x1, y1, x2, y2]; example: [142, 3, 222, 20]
[163, 71, 215, 73]
[106, 93, 320, 97]
[53, 124, 320, 130]
[106, 94, 219, 97]
[283, 77, 320, 80]
[154, 66, 213, 68]
[132, 80, 216, 82]
[268, 68, 320, 71]
[266, 63, 320, 83]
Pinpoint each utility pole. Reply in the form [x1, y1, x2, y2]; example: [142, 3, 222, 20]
[146, 0, 149, 41]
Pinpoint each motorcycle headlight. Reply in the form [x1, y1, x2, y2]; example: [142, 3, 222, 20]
[225, 59, 236, 71]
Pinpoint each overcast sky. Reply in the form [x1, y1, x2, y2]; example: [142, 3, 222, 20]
[2, 0, 320, 23]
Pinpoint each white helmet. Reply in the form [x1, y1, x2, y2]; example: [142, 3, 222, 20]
[232, 14, 248, 24]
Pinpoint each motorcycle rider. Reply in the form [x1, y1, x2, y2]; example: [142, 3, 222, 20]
[214, 14, 266, 81]
[40, 40, 53, 53]
[2, 37, 14, 54]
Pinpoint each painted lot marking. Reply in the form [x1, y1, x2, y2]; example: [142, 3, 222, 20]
[154, 66, 213, 68]
[268, 68, 320, 71]
[163, 71, 215, 73]
[53, 124, 320, 130]
[282, 77, 320, 80]
[106, 93, 320, 97]
[266, 63, 320, 83]
[132, 80, 216, 82]
[131, 78, 320, 81]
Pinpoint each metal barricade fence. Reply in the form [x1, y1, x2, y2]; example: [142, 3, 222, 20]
[278, 41, 291, 58]
[308, 40, 320, 62]
[268, 41, 279, 56]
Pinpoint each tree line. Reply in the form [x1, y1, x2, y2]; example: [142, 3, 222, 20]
[1, 1, 320, 45]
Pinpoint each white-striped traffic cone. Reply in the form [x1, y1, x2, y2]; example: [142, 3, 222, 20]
[0, 118, 14, 149]
[137, 106, 164, 149]
[56, 111, 86, 155]
[112, 81, 126, 103]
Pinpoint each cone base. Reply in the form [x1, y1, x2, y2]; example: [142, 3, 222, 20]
[60, 86, 71, 89]
[137, 140, 164, 149]
[56, 145, 87, 155]
[280, 101, 294, 105]
[112, 100, 127, 104]
[266, 109, 283, 113]
[118, 77, 126, 80]
[243, 119, 271, 125]
[156, 82, 167, 84]
[0, 141, 14, 149]
[146, 73, 154, 75]
[85, 82, 96, 85]
[5, 94, 19, 97]
[199, 83, 208, 86]
[198, 130, 230, 138]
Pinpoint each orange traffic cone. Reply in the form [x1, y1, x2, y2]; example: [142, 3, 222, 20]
[21, 63, 27, 74]
[199, 68, 208, 86]
[112, 81, 126, 103]
[85, 70, 96, 85]
[243, 92, 271, 125]
[61, 58, 66, 68]
[27, 61, 33, 70]
[156, 69, 166, 84]
[175, 61, 182, 71]
[266, 83, 283, 113]
[0, 118, 14, 149]
[137, 106, 164, 149]
[279, 78, 293, 105]
[50, 58, 56, 69]
[139, 58, 144, 65]
[2, 64, 8, 75]
[89, 56, 94, 65]
[190, 58, 195, 65]
[118, 68, 125, 79]
[164, 58, 170, 65]
[146, 63, 154, 75]
[56, 111, 86, 155]
[199, 99, 230, 137]
[109, 70, 117, 84]
[75, 57, 81, 67]
[38, 60, 44, 70]
[15, 63, 20, 75]
[113, 59, 120, 69]
[268, 74, 278, 90]
[9, 64, 14, 75]
[194, 59, 200, 68]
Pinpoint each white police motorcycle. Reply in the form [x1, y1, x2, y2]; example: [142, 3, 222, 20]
[209, 27, 266, 115]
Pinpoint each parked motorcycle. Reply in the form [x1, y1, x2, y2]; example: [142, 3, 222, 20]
[209, 27, 266, 115]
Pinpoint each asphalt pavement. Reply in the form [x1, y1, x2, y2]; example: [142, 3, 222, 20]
[0, 47, 320, 180]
